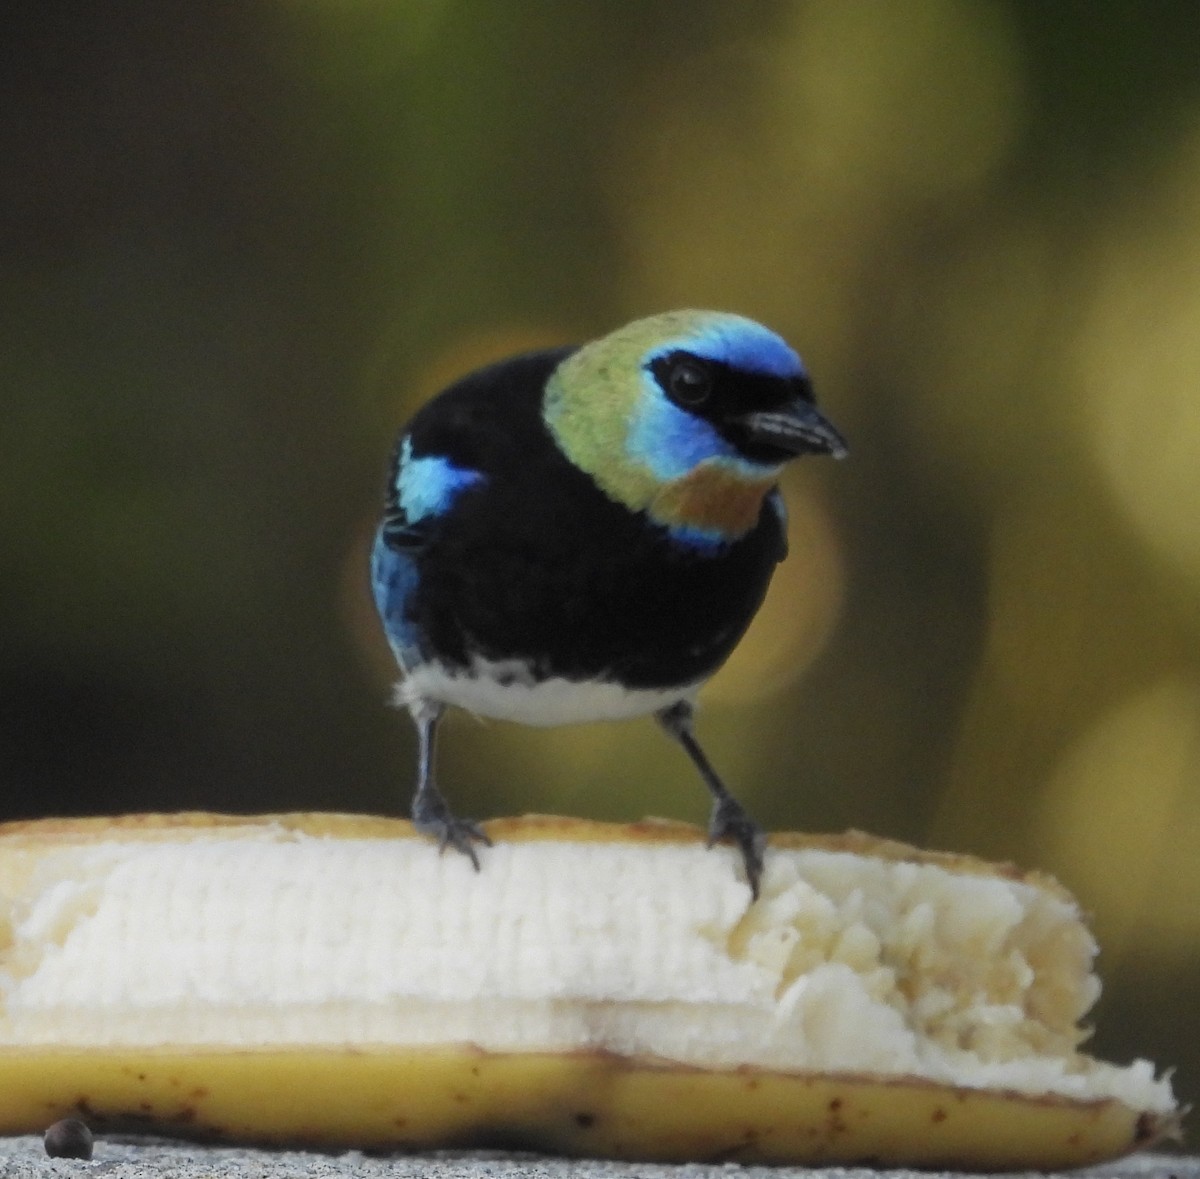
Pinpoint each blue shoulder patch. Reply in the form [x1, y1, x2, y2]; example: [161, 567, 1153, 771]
[373, 437, 484, 669]
[395, 436, 485, 522]
[647, 314, 805, 380]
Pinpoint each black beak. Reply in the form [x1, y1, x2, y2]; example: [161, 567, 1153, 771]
[739, 399, 849, 460]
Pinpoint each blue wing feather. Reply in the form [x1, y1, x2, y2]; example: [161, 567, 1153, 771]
[371, 523, 424, 667]
[372, 433, 487, 669]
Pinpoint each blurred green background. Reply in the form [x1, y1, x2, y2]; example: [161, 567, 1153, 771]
[2, 0, 1198, 1113]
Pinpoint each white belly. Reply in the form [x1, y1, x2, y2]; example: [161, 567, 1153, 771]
[394, 658, 700, 727]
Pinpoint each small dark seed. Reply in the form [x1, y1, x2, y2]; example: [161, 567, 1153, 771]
[44, 1118, 94, 1160]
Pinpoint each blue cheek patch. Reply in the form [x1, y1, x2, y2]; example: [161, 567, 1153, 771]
[626, 376, 742, 480]
[395, 436, 485, 522]
[626, 373, 785, 483]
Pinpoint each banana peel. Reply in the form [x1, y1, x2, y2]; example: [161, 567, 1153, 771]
[0, 813, 1181, 1168]
[0, 1048, 1172, 1168]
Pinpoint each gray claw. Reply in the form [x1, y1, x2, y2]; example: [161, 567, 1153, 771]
[433, 816, 492, 870]
[412, 789, 491, 871]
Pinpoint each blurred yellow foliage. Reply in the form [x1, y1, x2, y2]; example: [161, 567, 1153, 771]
[1081, 124, 1200, 592]
[1036, 677, 1200, 960]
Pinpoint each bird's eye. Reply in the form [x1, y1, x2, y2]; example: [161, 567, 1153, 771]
[667, 357, 714, 406]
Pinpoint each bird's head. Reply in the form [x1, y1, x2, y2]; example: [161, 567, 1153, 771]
[543, 310, 847, 548]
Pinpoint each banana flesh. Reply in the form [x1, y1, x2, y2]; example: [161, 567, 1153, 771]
[0, 813, 1180, 1167]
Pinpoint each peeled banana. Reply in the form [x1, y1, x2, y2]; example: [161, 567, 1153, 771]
[0, 813, 1180, 1167]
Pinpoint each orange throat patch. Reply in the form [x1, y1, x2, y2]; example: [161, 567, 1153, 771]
[651, 465, 778, 539]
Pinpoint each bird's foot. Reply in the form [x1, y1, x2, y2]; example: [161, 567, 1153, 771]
[412, 790, 492, 871]
[707, 795, 767, 900]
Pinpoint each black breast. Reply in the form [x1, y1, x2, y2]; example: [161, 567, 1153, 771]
[399, 349, 784, 690]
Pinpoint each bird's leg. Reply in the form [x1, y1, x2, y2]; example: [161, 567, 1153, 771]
[409, 699, 491, 870]
[656, 699, 766, 899]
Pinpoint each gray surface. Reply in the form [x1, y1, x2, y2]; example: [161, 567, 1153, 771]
[0, 1139, 1194, 1179]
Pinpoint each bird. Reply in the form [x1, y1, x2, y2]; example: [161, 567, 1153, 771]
[370, 309, 847, 898]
